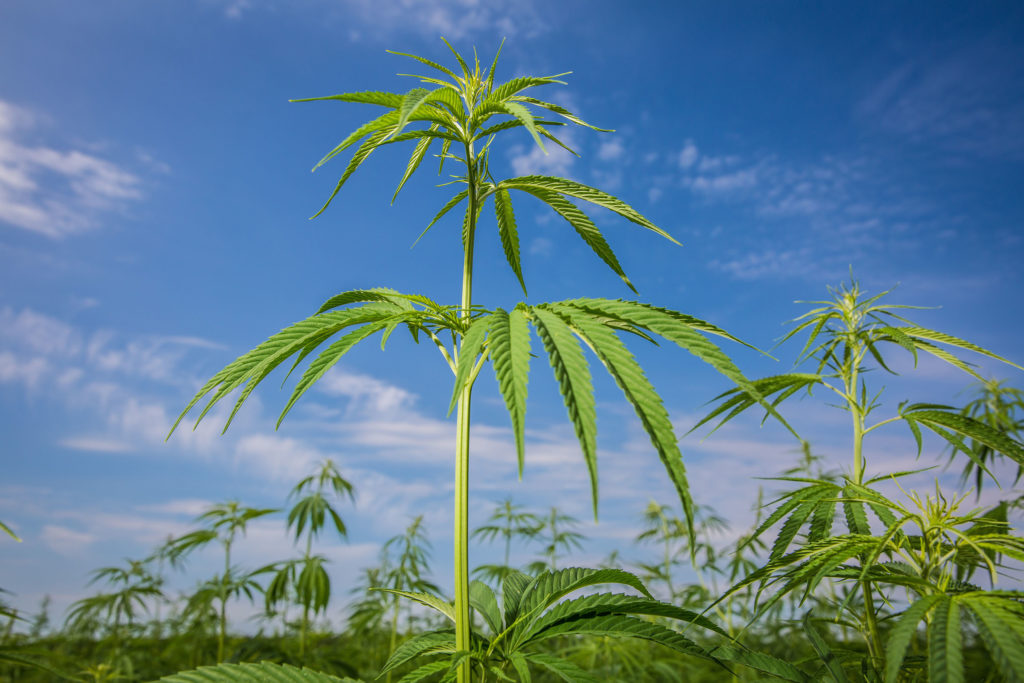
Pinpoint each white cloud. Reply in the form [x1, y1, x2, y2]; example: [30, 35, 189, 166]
[0, 306, 81, 357]
[677, 140, 698, 169]
[41, 525, 96, 555]
[648, 187, 663, 203]
[335, 0, 547, 40]
[318, 367, 417, 416]
[529, 236, 553, 256]
[0, 100, 147, 238]
[508, 140, 576, 177]
[59, 436, 136, 453]
[688, 168, 758, 194]
[597, 139, 625, 161]
[234, 433, 326, 482]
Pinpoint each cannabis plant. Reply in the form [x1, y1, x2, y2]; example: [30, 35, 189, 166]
[471, 500, 542, 585]
[168, 41, 775, 681]
[698, 278, 1024, 680]
[160, 501, 277, 663]
[262, 460, 354, 657]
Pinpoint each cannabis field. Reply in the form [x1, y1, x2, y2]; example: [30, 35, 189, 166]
[3, 6, 1024, 683]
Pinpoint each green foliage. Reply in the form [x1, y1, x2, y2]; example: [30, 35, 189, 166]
[377, 567, 731, 682]
[160, 501, 277, 663]
[699, 277, 1024, 679]
[262, 460, 355, 657]
[157, 661, 363, 682]
[951, 378, 1024, 494]
[471, 500, 542, 585]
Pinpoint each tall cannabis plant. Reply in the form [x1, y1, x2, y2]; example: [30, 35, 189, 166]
[698, 279, 1024, 679]
[169, 41, 774, 681]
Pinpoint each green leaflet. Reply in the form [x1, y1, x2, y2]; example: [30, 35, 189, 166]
[158, 661, 361, 682]
[379, 630, 456, 677]
[961, 595, 1024, 680]
[529, 307, 598, 514]
[290, 90, 404, 107]
[500, 175, 678, 244]
[393, 87, 439, 139]
[524, 592, 726, 641]
[277, 321, 390, 427]
[311, 109, 400, 172]
[529, 613, 716, 662]
[884, 594, 943, 683]
[377, 589, 455, 623]
[802, 612, 850, 683]
[900, 326, 1023, 371]
[513, 96, 611, 131]
[903, 408, 1024, 467]
[524, 652, 599, 683]
[393, 123, 439, 203]
[500, 101, 545, 151]
[552, 304, 694, 540]
[169, 303, 403, 435]
[448, 315, 490, 415]
[468, 580, 502, 636]
[513, 187, 634, 292]
[494, 188, 525, 294]
[311, 127, 394, 218]
[395, 660, 452, 683]
[488, 307, 531, 477]
[928, 597, 963, 683]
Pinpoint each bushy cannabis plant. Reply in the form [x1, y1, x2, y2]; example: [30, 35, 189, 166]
[168, 41, 779, 681]
[697, 278, 1024, 680]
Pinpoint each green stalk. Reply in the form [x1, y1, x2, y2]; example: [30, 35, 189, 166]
[453, 137, 478, 683]
[385, 595, 402, 683]
[218, 537, 230, 663]
[845, 343, 883, 668]
[300, 533, 312, 658]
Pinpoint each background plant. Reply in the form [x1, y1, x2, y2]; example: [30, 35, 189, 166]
[261, 459, 354, 659]
[697, 278, 1024, 679]
[160, 501, 277, 663]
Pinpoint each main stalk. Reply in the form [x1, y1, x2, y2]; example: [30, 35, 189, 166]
[453, 135, 478, 683]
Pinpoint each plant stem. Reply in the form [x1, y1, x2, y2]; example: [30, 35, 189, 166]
[846, 344, 883, 667]
[218, 537, 230, 663]
[453, 137, 478, 683]
[300, 533, 312, 658]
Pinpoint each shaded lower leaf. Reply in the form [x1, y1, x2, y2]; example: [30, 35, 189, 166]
[157, 661, 362, 682]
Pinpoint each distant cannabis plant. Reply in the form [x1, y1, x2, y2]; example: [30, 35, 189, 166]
[167, 40, 787, 681]
[698, 278, 1024, 680]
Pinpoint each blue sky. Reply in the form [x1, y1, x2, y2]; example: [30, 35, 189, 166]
[2, 1, 1024, 626]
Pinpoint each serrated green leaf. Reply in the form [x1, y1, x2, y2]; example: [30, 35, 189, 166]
[553, 305, 693, 537]
[802, 612, 850, 683]
[928, 597, 963, 683]
[494, 189, 526, 294]
[468, 580, 502, 636]
[277, 321, 390, 427]
[529, 307, 598, 514]
[311, 127, 394, 219]
[499, 176, 678, 244]
[290, 90, 403, 108]
[158, 661, 359, 682]
[448, 314, 490, 415]
[392, 123, 438, 202]
[379, 630, 456, 676]
[513, 188, 634, 292]
[523, 652, 598, 683]
[906, 409, 1024, 468]
[488, 307, 531, 477]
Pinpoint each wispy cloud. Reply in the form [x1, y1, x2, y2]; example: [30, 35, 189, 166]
[0, 100, 148, 238]
[858, 38, 1024, 159]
